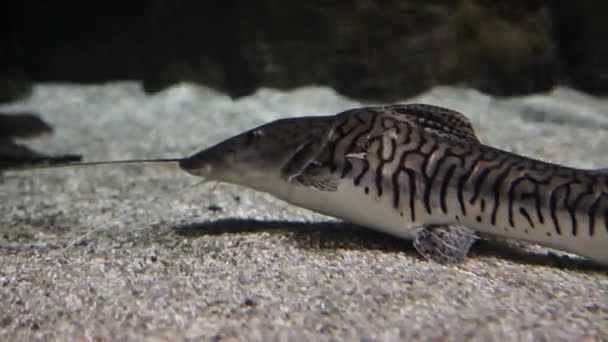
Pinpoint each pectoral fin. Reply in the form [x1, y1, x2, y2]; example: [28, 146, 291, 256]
[292, 172, 339, 191]
[282, 137, 339, 192]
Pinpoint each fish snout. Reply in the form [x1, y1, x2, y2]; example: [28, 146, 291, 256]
[178, 156, 196, 172]
[178, 155, 211, 177]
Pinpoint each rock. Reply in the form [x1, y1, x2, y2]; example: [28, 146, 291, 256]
[552, 2, 608, 95]
[0, 112, 53, 139]
[0, 112, 81, 170]
[0, 1, 606, 102]
[0, 140, 81, 170]
[235, 1, 557, 100]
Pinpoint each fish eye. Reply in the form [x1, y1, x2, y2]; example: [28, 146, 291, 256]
[245, 129, 263, 143]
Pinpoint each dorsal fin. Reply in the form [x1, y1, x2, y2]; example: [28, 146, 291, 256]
[377, 104, 480, 143]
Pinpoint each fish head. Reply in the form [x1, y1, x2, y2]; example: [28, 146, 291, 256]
[179, 115, 335, 190]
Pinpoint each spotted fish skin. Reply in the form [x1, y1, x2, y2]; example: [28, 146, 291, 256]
[180, 104, 608, 266]
[284, 104, 608, 265]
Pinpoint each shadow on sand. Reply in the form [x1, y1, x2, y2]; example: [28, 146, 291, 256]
[173, 218, 605, 273]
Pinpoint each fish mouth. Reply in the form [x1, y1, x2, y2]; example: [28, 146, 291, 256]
[178, 156, 196, 171]
[178, 156, 210, 176]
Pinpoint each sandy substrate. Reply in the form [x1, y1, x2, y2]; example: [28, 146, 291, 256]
[0, 83, 606, 340]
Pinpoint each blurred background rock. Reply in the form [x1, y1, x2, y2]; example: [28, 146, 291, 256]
[0, 1, 606, 103]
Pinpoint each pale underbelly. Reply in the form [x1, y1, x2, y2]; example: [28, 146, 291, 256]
[268, 180, 608, 265]
[275, 182, 433, 240]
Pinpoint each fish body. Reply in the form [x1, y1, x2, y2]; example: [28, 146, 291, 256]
[181, 104, 608, 266]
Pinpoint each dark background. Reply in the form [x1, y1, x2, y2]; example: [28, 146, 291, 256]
[0, 1, 606, 103]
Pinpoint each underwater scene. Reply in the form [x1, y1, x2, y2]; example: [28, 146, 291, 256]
[0, 2, 606, 340]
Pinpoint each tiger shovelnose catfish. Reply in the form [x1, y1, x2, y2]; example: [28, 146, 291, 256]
[178, 104, 608, 266]
[13, 104, 608, 266]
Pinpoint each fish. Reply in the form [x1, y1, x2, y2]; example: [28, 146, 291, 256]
[178, 104, 608, 266]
